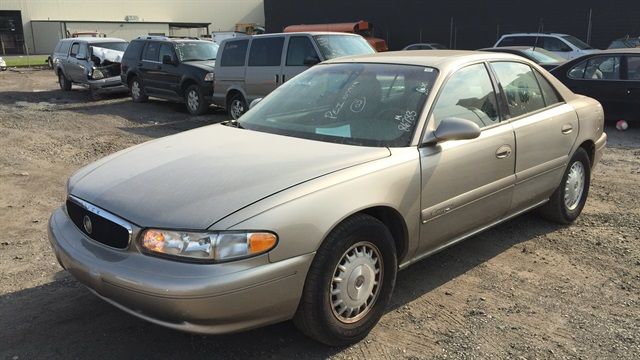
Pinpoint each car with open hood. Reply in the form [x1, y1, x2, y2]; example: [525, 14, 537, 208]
[48, 50, 606, 346]
[52, 37, 128, 98]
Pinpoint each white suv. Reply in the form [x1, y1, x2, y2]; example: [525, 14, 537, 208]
[495, 33, 599, 60]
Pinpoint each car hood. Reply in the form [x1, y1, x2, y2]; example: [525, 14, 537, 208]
[68, 124, 390, 229]
[183, 60, 215, 71]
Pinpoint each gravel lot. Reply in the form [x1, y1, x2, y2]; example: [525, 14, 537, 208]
[1, 69, 638, 359]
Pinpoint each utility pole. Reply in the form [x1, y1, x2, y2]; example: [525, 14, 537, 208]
[586, 8, 593, 44]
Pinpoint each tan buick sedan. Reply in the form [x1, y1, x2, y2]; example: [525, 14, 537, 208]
[48, 51, 606, 346]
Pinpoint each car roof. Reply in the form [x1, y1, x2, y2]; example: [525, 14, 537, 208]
[501, 33, 569, 37]
[324, 50, 525, 69]
[61, 37, 126, 43]
[589, 48, 640, 55]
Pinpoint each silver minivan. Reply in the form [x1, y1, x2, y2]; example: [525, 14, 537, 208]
[212, 32, 376, 119]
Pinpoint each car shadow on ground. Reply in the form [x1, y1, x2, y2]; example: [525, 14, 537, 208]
[0, 89, 228, 137]
[0, 212, 561, 359]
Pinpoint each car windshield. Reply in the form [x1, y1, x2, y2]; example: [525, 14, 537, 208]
[430, 43, 447, 49]
[523, 47, 565, 64]
[313, 35, 376, 60]
[175, 42, 219, 61]
[562, 35, 593, 50]
[238, 63, 438, 147]
[90, 42, 128, 52]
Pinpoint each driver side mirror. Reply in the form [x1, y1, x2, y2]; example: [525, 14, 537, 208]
[249, 98, 263, 109]
[303, 56, 320, 66]
[422, 117, 481, 146]
[162, 55, 176, 65]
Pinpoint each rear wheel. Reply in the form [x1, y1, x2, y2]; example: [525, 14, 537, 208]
[58, 72, 71, 91]
[539, 147, 591, 224]
[294, 214, 397, 346]
[227, 93, 247, 120]
[185, 85, 209, 115]
[129, 77, 148, 103]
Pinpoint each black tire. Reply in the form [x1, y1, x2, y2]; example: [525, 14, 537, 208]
[184, 84, 209, 115]
[539, 147, 591, 224]
[227, 93, 247, 120]
[58, 72, 71, 91]
[129, 77, 148, 103]
[294, 214, 397, 346]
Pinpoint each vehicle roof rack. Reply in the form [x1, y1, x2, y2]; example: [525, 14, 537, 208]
[136, 35, 170, 41]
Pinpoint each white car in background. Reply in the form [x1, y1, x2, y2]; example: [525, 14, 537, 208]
[495, 33, 600, 60]
[0, 57, 6, 71]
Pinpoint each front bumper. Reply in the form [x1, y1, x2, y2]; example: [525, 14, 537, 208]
[48, 206, 313, 334]
[593, 132, 607, 169]
[88, 75, 128, 93]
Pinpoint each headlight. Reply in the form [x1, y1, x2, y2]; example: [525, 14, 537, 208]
[204, 72, 214, 81]
[91, 68, 104, 80]
[141, 229, 277, 262]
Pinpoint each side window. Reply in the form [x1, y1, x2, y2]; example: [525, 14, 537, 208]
[533, 71, 563, 106]
[54, 42, 62, 53]
[627, 56, 640, 80]
[70, 43, 79, 57]
[159, 44, 174, 62]
[567, 61, 587, 79]
[286, 36, 319, 66]
[543, 37, 572, 52]
[499, 36, 536, 47]
[59, 41, 71, 54]
[77, 43, 87, 59]
[491, 62, 546, 118]
[143, 42, 160, 62]
[584, 56, 620, 80]
[248, 37, 285, 66]
[432, 63, 500, 128]
[124, 41, 144, 60]
[220, 39, 248, 66]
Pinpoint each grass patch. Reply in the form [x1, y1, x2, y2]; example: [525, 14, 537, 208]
[3, 55, 49, 67]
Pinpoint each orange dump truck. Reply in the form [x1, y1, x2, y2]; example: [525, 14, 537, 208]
[283, 20, 388, 52]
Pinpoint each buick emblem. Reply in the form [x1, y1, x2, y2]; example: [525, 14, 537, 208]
[83, 215, 93, 234]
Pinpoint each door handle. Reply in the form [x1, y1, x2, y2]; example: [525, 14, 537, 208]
[561, 124, 573, 134]
[495, 145, 512, 159]
[282, 74, 286, 83]
[275, 74, 279, 84]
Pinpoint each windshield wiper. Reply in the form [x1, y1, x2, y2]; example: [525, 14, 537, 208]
[222, 120, 244, 129]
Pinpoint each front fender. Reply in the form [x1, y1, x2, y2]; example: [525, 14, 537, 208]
[215, 148, 422, 263]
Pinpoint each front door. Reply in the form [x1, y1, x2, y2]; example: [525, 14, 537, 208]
[244, 36, 285, 102]
[66, 42, 86, 82]
[418, 62, 516, 255]
[282, 35, 320, 84]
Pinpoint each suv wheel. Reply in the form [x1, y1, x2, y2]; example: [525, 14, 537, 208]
[185, 85, 209, 115]
[58, 72, 71, 91]
[294, 214, 397, 346]
[130, 77, 148, 103]
[228, 93, 247, 120]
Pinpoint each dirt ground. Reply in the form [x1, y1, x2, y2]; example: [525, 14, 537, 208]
[0, 69, 638, 360]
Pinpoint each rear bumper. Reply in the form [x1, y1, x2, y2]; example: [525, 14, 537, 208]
[593, 132, 607, 169]
[48, 206, 313, 334]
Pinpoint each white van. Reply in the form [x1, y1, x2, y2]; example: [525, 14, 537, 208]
[212, 32, 375, 119]
[494, 33, 599, 60]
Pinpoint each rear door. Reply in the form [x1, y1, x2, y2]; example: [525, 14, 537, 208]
[244, 36, 285, 102]
[213, 39, 249, 106]
[490, 61, 578, 210]
[418, 62, 516, 254]
[622, 55, 640, 116]
[66, 42, 86, 82]
[282, 35, 320, 83]
[139, 41, 162, 93]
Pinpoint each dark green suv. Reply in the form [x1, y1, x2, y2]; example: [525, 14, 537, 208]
[121, 36, 219, 115]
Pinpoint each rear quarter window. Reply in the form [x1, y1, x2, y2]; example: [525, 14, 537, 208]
[220, 39, 249, 67]
[58, 41, 72, 54]
[123, 41, 145, 60]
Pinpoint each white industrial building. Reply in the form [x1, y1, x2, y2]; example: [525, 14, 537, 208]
[0, 0, 265, 54]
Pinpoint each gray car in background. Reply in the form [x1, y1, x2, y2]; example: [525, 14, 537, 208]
[48, 51, 606, 346]
[52, 37, 128, 97]
[212, 32, 376, 119]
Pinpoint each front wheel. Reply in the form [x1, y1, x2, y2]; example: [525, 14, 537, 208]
[294, 214, 397, 346]
[539, 147, 591, 224]
[185, 85, 209, 115]
[227, 93, 247, 120]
